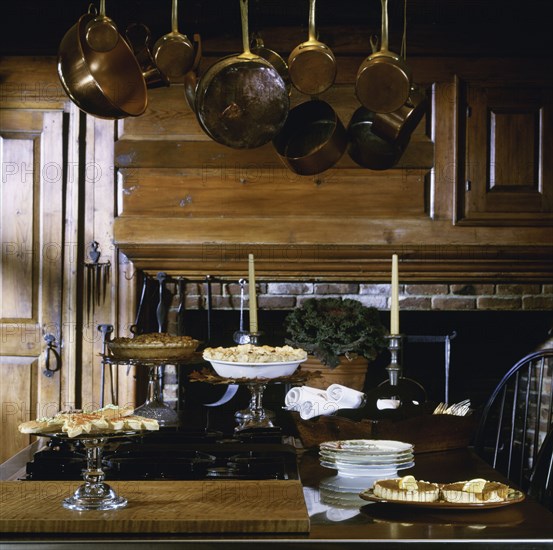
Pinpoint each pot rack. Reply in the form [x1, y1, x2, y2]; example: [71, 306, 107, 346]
[58, 0, 422, 173]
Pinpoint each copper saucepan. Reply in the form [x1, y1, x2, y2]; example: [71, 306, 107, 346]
[194, 0, 288, 149]
[85, 0, 119, 52]
[58, 9, 147, 119]
[125, 23, 169, 89]
[273, 99, 347, 176]
[372, 84, 427, 148]
[153, 0, 195, 82]
[251, 34, 291, 94]
[355, 0, 411, 114]
[183, 33, 202, 111]
[288, 0, 336, 96]
[347, 106, 405, 170]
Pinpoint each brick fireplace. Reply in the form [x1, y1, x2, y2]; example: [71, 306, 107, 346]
[132, 277, 552, 417]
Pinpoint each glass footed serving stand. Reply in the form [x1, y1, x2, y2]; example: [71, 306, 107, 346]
[132, 360, 180, 427]
[188, 367, 314, 433]
[103, 355, 181, 427]
[235, 380, 274, 432]
[35, 431, 143, 511]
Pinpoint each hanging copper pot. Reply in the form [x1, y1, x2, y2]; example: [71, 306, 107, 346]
[194, 0, 288, 149]
[288, 0, 336, 96]
[372, 84, 428, 148]
[355, 0, 411, 114]
[58, 8, 147, 119]
[153, 0, 195, 82]
[251, 34, 291, 93]
[273, 99, 346, 176]
[125, 23, 169, 89]
[347, 106, 405, 170]
[85, 0, 119, 52]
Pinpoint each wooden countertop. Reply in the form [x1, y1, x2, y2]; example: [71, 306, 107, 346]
[0, 448, 551, 547]
[0, 480, 309, 534]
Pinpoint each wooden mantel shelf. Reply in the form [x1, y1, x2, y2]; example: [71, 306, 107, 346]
[113, 216, 553, 281]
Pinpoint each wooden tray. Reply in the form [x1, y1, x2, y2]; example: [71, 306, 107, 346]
[0, 480, 310, 534]
[291, 411, 478, 453]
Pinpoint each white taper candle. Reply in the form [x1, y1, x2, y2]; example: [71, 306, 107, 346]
[391, 254, 399, 335]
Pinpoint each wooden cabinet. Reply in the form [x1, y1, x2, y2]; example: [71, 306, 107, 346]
[457, 82, 553, 225]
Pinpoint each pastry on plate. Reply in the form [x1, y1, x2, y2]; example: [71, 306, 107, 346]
[441, 478, 510, 503]
[373, 475, 440, 502]
[18, 405, 159, 437]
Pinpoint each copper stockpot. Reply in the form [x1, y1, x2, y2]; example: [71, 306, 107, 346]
[58, 10, 147, 119]
[194, 0, 288, 149]
[355, 0, 411, 114]
[272, 99, 347, 176]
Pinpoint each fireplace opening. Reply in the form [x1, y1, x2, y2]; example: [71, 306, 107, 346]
[165, 309, 552, 428]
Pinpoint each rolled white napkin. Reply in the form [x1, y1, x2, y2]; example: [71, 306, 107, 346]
[327, 384, 366, 409]
[376, 398, 401, 410]
[284, 386, 339, 420]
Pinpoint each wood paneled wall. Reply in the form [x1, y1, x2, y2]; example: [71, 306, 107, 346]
[113, 54, 553, 281]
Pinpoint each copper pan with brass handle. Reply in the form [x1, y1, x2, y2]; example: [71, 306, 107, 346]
[194, 0, 288, 149]
[355, 0, 411, 114]
[153, 0, 195, 82]
[287, 0, 336, 96]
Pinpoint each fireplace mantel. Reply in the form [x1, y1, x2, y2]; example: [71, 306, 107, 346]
[113, 216, 552, 281]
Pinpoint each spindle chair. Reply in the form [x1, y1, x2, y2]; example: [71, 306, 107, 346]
[473, 349, 553, 491]
[528, 426, 553, 511]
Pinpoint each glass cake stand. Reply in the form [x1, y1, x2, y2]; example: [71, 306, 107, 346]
[104, 356, 182, 427]
[36, 431, 143, 511]
[189, 366, 312, 432]
[234, 380, 274, 432]
[132, 361, 180, 427]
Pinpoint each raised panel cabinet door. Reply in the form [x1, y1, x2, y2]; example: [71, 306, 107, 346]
[0, 110, 64, 463]
[459, 84, 553, 225]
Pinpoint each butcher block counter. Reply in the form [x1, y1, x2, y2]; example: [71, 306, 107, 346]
[1, 447, 552, 548]
[0, 479, 309, 535]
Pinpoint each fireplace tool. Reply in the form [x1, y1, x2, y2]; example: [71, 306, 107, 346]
[84, 241, 110, 320]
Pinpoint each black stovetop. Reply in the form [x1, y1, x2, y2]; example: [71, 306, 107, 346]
[24, 427, 300, 482]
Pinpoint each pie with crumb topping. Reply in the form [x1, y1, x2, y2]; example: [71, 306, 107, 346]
[203, 344, 307, 363]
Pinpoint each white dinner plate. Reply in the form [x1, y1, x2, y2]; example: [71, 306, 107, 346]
[319, 450, 414, 465]
[320, 439, 414, 455]
[321, 459, 415, 477]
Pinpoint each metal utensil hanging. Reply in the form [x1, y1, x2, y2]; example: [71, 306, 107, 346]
[98, 324, 115, 407]
[233, 278, 250, 344]
[84, 241, 111, 320]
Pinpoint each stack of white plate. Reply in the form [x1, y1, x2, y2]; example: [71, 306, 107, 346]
[319, 439, 415, 478]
